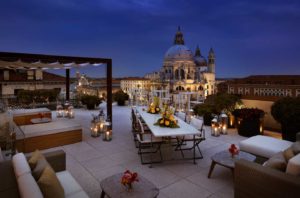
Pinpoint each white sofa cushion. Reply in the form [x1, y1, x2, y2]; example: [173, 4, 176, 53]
[56, 171, 88, 198]
[67, 190, 89, 198]
[17, 173, 43, 198]
[19, 120, 82, 139]
[239, 135, 292, 158]
[12, 108, 50, 117]
[12, 153, 31, 178]
[286, 153, 300, 176]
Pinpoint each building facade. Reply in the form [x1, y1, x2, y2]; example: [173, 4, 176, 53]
[226, 75, 300, 101]
[157, 27, 216, 97]
[120, 77, 151, 102]
[0, 69, 65, 99]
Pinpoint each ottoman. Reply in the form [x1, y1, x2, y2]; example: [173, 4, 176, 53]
[239, 135, 292, 158]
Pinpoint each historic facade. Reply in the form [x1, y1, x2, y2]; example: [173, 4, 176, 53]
[157, 27, 216, 97]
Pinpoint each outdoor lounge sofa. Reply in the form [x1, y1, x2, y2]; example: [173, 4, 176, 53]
[0, 150, 88, 198]
[16, 120, 82, 153]
[235, 133, 300, 198]
[12, 108, 52, 126]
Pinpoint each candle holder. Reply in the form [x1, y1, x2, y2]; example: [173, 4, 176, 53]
[56, 105, 64, 118]
[91, 121, 100, 137]
[68, 106, 75, 119]
[211, 116, 220, 137]
[220, 112, 228, 135]
[103, 129, 112, 141]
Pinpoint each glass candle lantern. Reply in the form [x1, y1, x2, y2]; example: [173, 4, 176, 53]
[91, 121, 100, 137]
[211, 116, 220, 137]
[68, 106, 75, 118]
[220, 112, 228, 135]
[56, 105, 64, 118]
[103, 129, 112, 141]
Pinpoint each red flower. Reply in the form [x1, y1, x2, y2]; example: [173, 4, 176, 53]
[121, 170, 139, 186]
[228, 144, 239, 155]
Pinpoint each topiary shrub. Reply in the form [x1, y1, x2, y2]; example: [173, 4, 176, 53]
[81, 95, 101, 110]
[193, 104, 216, 125]
[113, 90, 129, 106]
[271, 97, 300, 141]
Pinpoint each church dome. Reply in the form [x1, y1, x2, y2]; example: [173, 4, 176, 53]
[164, 45, 194, 61]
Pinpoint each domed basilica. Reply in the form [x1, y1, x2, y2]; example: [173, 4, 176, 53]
[159, 27, 216, 97]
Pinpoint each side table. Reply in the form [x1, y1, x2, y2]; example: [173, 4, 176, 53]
[100, 173, 159, 198]
[208, 150, 256, 178]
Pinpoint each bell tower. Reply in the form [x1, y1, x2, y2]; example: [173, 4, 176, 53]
[208, 48, 215, 73]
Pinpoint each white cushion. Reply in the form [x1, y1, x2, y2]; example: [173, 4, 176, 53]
[286, 153, 300, 176]
[18, 120, 82, 139]
[239, 135, 292, 158]
[12, 153, 31, 178]
[17, 173, 43, 198]
[56, 171, 84, 197]
[67, 190, 89, 198]
[12, 108, 50, 117]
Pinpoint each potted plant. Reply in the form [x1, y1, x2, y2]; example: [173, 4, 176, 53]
[193, 104, 216, 125]
[113, 90, 129, 106]
[81, 95, 101, 110]
[271, 97, 300, 141]
[232, 108, 264, 137]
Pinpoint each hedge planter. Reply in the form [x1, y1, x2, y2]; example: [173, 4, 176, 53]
[237, 118, 261, 137]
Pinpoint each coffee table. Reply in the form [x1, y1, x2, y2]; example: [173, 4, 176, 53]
[100, 173, 159, 198]
[207, 150, 256, 178]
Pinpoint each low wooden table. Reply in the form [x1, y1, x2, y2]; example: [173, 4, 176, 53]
[208, 150, 256, 178]
[30, 118, 52, 124]
[100, 173, 159, 198]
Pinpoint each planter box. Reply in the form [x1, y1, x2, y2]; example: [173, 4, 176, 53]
[237, 118, 261, 137]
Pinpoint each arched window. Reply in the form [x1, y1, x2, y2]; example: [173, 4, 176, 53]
[198, 86, 203, 91]
[175, 69, 179, 80]
[176, 86, 185, 91]
[180, 69, 185, 80]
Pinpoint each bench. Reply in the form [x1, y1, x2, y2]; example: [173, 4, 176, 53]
[16, 120, 82, 153]
[12, 108, 52, 126]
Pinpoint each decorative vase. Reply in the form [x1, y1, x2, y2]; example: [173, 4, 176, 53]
[125, 183, 133, 192]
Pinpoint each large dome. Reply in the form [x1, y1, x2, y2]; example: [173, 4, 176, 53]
[164, 45, 194, 61]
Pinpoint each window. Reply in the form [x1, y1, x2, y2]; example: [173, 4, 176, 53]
[229, 87, 234, 94]
[27, 70, 34, 80]
[245, 88, 250, 95]
[296, 89, 300, 97]
[238, 87, 243, 94]
[4, 70, 9, 80]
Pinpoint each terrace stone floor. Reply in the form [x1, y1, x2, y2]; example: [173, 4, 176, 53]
[41, 106, 271, 198]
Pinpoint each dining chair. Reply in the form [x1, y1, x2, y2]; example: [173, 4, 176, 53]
[136, 119, 163, 165]
[175, 117, 205, 158]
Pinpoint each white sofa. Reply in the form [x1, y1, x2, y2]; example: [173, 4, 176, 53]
[12, 152, 89, 198]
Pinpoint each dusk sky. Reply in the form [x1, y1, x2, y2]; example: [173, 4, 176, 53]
[0, 0, 299, 78]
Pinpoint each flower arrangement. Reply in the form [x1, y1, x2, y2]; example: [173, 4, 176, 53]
[228, 144, 239, 158]
[121, 170, 139, 190]
[232, 108, 264, 120]
[147, 97, 160, 114]
[154, 105, 179, 128]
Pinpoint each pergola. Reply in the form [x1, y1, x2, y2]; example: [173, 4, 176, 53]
[0, 52, 113, 124]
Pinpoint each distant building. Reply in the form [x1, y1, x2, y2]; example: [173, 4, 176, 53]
[145, 27, 216, 98]
[226, 75, 300, 101]
[75, 74, 121, 98]
[223, 75, 300, 131]
[0, 69, 65, 99]
[120, 77, 151, 101]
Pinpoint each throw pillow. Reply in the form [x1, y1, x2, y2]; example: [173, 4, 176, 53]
[286, 153, 300, 176]
[263, 151, 287, 172]
[32, 155, 49, 181]
[283, 147, 295, 161]
[292, 142, 300, 155]
[28, 150, 42, 170]
[37, 166, 64, 198]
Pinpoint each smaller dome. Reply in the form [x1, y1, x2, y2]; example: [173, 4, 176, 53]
[194, 56, 207, 66]
[164, 45, 194, 61]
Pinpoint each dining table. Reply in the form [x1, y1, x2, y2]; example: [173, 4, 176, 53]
[136, 107, 202, 164]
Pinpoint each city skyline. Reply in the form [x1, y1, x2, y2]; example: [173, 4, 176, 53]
[0, 0, 299, 78]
